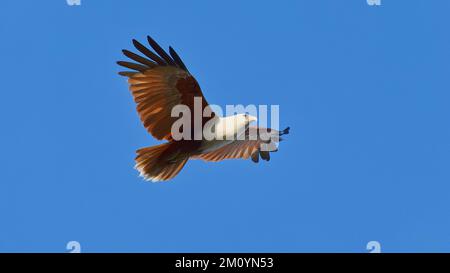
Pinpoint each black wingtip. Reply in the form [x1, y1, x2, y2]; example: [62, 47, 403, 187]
[146, 35, 176, 66]
[118, 71, 136, 77]
[260, 151, 270, 161]
[169, 46, 189, 72]
[251, 152, 259, 163]
[279, 127, 290, 136]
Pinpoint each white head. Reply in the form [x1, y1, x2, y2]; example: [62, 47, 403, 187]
[242, 113, 257, 124]
[233, 113, 257, 136]
[231, 113, 257, 129]
[215, 113, 258, 140]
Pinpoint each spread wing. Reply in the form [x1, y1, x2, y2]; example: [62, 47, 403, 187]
[118, 36, 213, 141]
[192, 127, 290, 163]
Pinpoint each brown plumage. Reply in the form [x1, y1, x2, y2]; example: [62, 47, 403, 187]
[118, 36, 289, 182]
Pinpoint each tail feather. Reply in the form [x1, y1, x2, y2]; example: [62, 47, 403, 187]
[135, 143, 189, 182]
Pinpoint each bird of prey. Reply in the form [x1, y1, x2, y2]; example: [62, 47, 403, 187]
[118, 36, 289, 182]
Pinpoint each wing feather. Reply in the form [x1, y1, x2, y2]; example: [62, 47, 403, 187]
[132, 39, 167, 65]
[122, 50, 157, 68]
[192, 127, 287, 162]
[147, 36, 176, 66]
[169, 46, 189, 71]
[118, 37, 214, 140]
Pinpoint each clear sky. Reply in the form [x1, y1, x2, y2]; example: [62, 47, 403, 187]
[1, 0, 450, 253]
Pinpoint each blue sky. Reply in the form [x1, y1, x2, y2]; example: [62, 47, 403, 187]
[1, 0, 450, 253]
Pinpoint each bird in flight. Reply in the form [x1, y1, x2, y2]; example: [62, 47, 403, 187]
[118, 36, 289, 182]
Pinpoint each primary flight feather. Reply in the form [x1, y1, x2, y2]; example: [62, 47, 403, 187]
[118, 36, 289, 182]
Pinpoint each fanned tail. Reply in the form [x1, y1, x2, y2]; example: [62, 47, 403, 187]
[135, 142, 189, 182]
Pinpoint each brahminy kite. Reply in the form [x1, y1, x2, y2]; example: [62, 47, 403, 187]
[118, 36, 289, 182]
